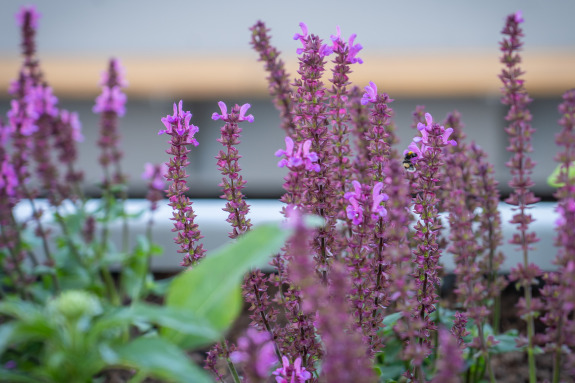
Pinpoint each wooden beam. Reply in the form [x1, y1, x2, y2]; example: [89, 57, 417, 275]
[1, 51, 573, 99]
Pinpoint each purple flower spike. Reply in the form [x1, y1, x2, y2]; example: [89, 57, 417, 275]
[211, 101, 228, 121]
[371, 182, 389, 219]
[441, 127, 457, 146]
[293, 22, 308, 42]
[0, 157, 18, 198]
[142, 162, 167, 190]
[275, 137, 320, 172]
[344, 181, 365, 225]
[273, 356, 312, 383]
[361, 81, 377, 105]
[330, 25, 341, 42]
[16, 5, 40, 29]
[348, 34, 363, 64]
[293, 22, 309, 54]
[93, 86, 127, 117]
[159, 100, 199, 145]
[238, 103, 254, 122]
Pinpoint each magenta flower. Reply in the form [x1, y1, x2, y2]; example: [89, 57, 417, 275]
[330, 26, 362, 63]
[229, 329, 278, 380]
[0, 157, 18, 198]
[212, 101, 254, 123]
[347, 34, 364, 64]
[99, 58, 128, 88]
[159, 100, 199, 145]
[406, 112, 457, 162]
[275, 137, 320, 172]
[142, 162, 168, 190]
[272, 356, 311, 383]
[371, 182, 389, 219]
[344, 180, 364, 224]
[28, 85, 58, 117]
[361, 81, 377, 105]
[93, 85, 127, 117]
[7, 98, 38, 136]
[15, 5, 40, 28]
[293, 22, 309, 54]
[414, 113, 457, 147]
[344, 180, 388, 225]
[60, 110, 83, 142]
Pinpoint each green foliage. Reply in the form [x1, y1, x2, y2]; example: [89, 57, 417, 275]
[547, 162, 575, 187]
[0, 216, 290, 382]
[163, 223, 292, 348]
[374, 308, 522, 382]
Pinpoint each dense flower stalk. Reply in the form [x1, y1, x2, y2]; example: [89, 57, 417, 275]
[327, 27, 361, 223]
[348, 86, 372, 185]
[159, 101, 205, 266]
[407, 112, 456, 365]
[141, 162, 167, 212]
[213, 102, 253, 239]
[468, 142, 505, 331]
[229, 329, 278, 383]
[94, 58, 128, 188]
[431, 328, 464, 383]
[250, 21, 295, 136]
[15, 6, 42, 84]
[443, 112, 496, 381]
[53, 110, 84, 199]
[343, 180, 388, 351]
[291, 22, 338, 281]
[499, 12, 540, 381]
[361, 82, 401, 351]
[540, 89, 575, 382]
[286, 212, 373, 383]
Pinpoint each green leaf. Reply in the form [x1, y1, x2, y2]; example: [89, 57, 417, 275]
[121, 235, 151, 300]
[490, 330, 521, 354]
[547, 162, 575, 188]
[131, 303, 221, 348]
[114, 337, 213, 383]
[163, 223, 291, 347]
[0, 369, 43, 382]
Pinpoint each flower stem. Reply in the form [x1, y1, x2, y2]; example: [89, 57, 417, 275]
[221, 340, 241, 383]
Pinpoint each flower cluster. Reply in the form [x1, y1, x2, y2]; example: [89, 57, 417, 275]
[94, 58, 128, 187]
[407, 112, 456, 360]
[212, 101, 253, 239]
[141, 162, 167, 211]
[229, 329, 278, 382]
[160, 100, 205, 266]
[499, 11, 541, 379]
[343, 180, 388, 225]
[275, 137, 319, 172]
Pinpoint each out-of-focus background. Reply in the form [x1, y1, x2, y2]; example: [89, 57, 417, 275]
[1, 0, 574, 199]
[0, 0, 575, 198]
[2, 1, 574, 271]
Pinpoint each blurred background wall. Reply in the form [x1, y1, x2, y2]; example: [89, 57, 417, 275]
[1, 0, 574, 199]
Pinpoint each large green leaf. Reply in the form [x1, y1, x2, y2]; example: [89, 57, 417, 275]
[547, 162, 575, 188]
[114, 337, 213, 383]
[162, 223, 291, 347]
[131, 303, 221, 348]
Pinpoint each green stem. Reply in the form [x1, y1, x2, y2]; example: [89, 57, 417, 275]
[552, 346, 561, 383]
[493, 294, 501, 335]
[101, 266, 120, 305]
[522, 248, 537, 383]
[477, 323, 496, 383]
[221, 340, 241, 383]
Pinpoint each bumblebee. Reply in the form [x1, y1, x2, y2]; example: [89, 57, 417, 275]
[402, 151, 417, 173]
